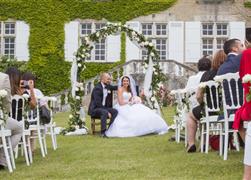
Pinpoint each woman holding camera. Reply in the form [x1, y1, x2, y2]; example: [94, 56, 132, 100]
[6, 67, 37, 121]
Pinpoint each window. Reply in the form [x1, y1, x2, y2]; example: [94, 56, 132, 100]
[95, 23, 105, 31]
[95, 39, 105, 60]
[81, 23, 92, 35]
[216, 24, 227, 36]
[4, 38, 15, 58]
[79, 22, 107, 61]
[142, 39, 152, 60]
[156, 24, 167, 35]
[141, 23, 168, 60]
[202, 39, 213, 56]
[216, 39, 226, 50]
[95, 23, 106, 61]
[142, 23, 153, 35]
[5, 23, 15, 35]
[156, 39, 167, 60]
[202, 24, 213, 35]
[0, 22, 16, 58]
[80, 38, 91, 60]
[142, 48, 148, 60]
[201, 22, 229, 56]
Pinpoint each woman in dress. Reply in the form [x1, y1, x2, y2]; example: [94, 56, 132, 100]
[233, 47, 251, 180]
[105, 75, 168, 137]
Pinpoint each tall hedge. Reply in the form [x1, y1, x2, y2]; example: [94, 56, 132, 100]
[0, 0, 176, 94]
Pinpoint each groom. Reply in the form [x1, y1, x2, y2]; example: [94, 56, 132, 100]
[88, 73, 118, 137]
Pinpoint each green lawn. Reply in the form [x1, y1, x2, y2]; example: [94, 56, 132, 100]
[2, 107, 244, 179]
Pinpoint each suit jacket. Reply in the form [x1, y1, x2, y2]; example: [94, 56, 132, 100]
[217, 54, 243, 106]
[0, 72, 11, 113]
[88, 82, 117, 116]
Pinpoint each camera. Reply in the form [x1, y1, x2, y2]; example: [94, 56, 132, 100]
[20, 80, 30, 89]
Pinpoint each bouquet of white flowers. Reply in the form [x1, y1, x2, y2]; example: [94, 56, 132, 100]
[242, 74, 251, 102]
[131, 96, 142, 104]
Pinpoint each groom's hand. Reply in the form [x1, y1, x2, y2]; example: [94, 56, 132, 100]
[108, 112, 112, 119]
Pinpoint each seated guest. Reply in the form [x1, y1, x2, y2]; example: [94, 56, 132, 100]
[6, 67, 37, 121]
[6, 68, 38, 153]
[185, 56, 212, 107]
[22, 72, 49, 152]
[186, 50, 226, 153]
[0, 72, 22, 170]
[185, 56, 211, 90]
[217, 38, 245, 107]
[22, 72, 46, 107]
[232, 48, 251, 180]
[217, 38, 245, 143]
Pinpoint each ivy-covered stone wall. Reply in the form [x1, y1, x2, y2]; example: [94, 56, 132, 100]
[0, 0, 176, 94]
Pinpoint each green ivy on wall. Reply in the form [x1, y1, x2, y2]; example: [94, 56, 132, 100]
[245, 2, 251, 8]
[0, 0, 176, 95]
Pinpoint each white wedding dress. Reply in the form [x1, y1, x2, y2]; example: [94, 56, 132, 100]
[105, 92, 168, 137]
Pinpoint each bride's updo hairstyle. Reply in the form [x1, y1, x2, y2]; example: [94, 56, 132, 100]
[121, 76, 131, 93]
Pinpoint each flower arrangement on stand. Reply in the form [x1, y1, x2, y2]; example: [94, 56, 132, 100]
[62, 82, 86, 134]
[0, 89, 8, 125]
[243, 74, 251, 102]
[66, 22, 165, 133]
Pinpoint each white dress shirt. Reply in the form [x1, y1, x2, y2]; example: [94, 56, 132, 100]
[101, 83, 108, 106]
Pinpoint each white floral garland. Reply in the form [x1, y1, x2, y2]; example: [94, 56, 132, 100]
[0, 89, 8, 125]
[66, 22, 165, 133]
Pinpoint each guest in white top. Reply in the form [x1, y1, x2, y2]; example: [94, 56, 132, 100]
[185, 56, 212, 108]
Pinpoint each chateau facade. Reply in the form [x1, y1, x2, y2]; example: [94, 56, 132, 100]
[1, 0, 250, 64]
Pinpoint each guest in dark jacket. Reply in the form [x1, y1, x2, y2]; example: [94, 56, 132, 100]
[217, 38, 245, 107]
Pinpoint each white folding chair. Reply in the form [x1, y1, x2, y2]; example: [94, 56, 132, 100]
[214, 72, 242, 160]
[200, 80, 222, 153]
[45, 97, 57, 150]
[172, 89, 188, 145]
[0, 110, 15, 172]
[27, 98, 47, 157]
[11, 95, 32, 166]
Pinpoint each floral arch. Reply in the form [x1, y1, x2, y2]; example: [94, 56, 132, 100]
[64, 22, 165, 134]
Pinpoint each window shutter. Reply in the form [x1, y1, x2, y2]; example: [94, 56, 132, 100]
[64, 21, 79, 61]
[16, 21, 30, 61]
[126, 21, 141, 62]
[168, 21, 184, 63]
[185, 21, 201, 63]
[229, 21, 245, 42]
[106, 34, 121, 62]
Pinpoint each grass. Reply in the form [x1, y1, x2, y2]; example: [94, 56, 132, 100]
[2, 107, 244, 179]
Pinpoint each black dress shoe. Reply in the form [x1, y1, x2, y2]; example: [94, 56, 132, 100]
[187, 144, 196, 153]
[168, 135, 176, 142]
[0, 164, 5, 170]
[100, 133, 108, 138]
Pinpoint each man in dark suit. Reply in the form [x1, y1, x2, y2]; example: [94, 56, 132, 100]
[217, 38, 245, 107]
[88, 73, 118, 137]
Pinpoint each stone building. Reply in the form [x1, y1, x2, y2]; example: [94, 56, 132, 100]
[1, 0, 251, 64]
[64, 0, 250, 64]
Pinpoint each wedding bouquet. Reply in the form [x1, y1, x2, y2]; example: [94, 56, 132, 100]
[242, 74, 251, 102]
[130, 96, 142, 104]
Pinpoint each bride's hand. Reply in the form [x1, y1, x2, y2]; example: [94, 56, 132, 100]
[131, 96, 142, 104]
[128, 101, 133, 105]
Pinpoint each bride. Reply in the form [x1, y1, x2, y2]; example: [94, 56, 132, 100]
[105, 75, 168, 137]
